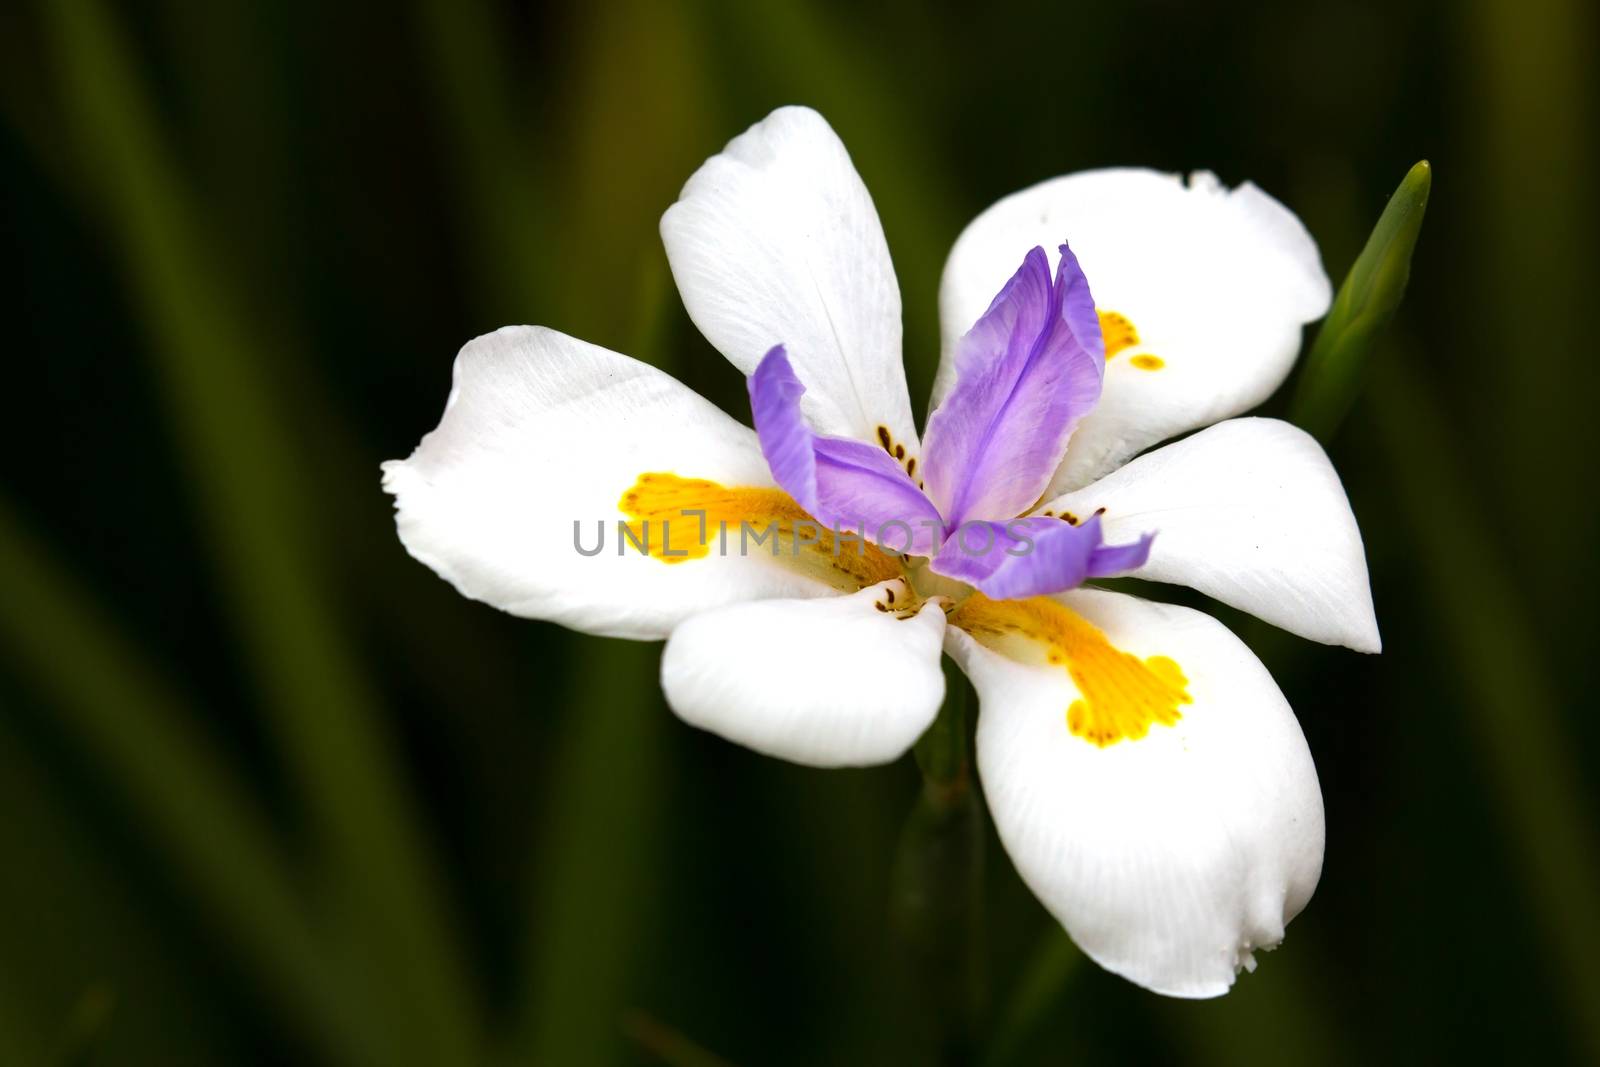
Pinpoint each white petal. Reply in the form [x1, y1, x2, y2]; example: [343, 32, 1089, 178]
[661, 106, 920, 458]
[1041, 418, 1379, 652]
[937, 169, 1331, 492]
[383, 326, 835, 640]
[947, 588, 1324, 997]
[661, 579, 946, 767]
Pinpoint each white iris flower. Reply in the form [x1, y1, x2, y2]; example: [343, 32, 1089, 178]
[384, 106, 1379, 997]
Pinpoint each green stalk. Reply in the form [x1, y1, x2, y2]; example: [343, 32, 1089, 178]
[893, 658, 986, 1065]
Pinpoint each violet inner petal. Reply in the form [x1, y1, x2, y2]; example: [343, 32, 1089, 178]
[749, 346, 943, 555]
[921, 243, 1104, 529]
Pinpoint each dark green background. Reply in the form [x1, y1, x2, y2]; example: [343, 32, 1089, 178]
[2, 1, 1596, 1064]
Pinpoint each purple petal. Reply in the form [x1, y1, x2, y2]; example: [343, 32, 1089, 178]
[922, 244, 1104, 528]
[1086, 530, 1155, 577]
[750, 346, 943, 555]
[929, 514, 1152, 600]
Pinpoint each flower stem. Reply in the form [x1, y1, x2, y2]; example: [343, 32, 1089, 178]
[892, 658, 986, 1064]
[912, 655, 972, 800]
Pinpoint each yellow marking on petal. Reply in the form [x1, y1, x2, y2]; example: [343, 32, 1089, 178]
[618, 472, 902, 590]
[1097, 310, 1139, 359]
[1130, 354, 1165, 371]
[950, 594, 1191, 747]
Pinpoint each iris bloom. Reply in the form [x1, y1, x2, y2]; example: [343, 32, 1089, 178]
[384, 107, 1378, 997]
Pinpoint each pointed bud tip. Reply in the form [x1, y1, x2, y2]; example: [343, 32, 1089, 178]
[1399, 161, 1432, 205]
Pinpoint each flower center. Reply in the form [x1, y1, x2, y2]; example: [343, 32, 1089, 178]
[619, 472, 903, 590]
[950, 593, 1191, 747]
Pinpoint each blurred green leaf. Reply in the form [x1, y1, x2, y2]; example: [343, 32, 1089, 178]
[1289, 161, 1431, 441]
[982, 929, 1080, 1067]
[412, 0, 550, 318]
[508, 637, 669, 1066]
[49, 984, 115, 1067]
[0, 499, 359, 1062]
[1373, 354, 1600, 1063]
[622, 1011, 739, 1067]
[36, 1, 481, 1061]
[0, 972, 46, 1067]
